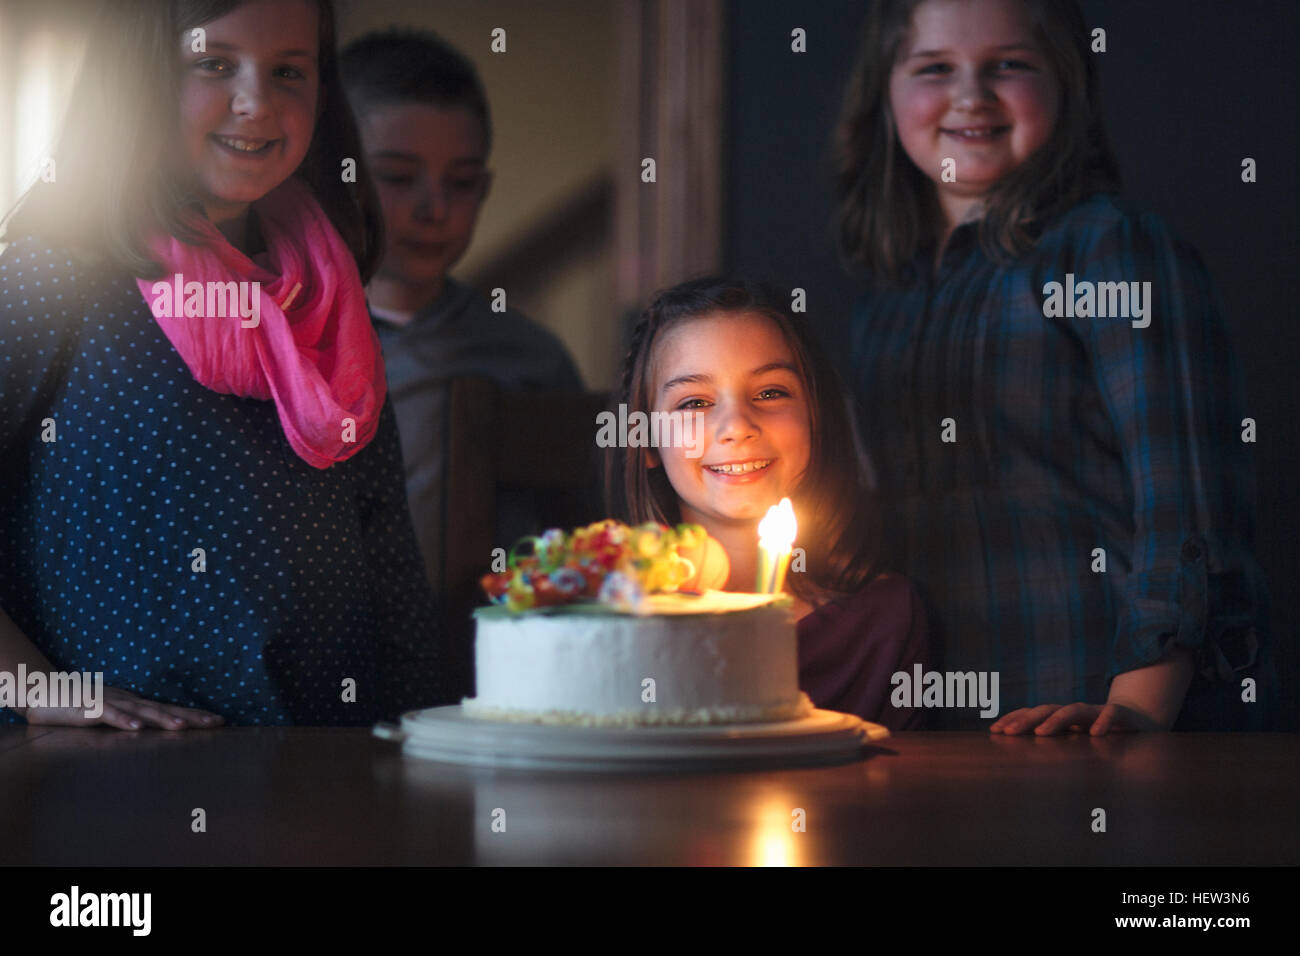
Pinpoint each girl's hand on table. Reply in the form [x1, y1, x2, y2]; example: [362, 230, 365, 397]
[19, 686, 224, 730]
[990, 702, 1166, 735]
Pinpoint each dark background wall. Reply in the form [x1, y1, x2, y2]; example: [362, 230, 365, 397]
[725, 0, 1299, 729]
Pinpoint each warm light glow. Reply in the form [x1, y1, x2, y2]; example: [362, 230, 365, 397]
[757, 497, 797, 551]
[755, 834, 795, 867]
[746, 795, 803, 867]
[12, 31, 58, 204]
[755, 498, 797, 594]
[2, 24, 87, 222]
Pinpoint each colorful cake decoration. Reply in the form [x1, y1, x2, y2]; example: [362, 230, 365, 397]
[481, 520, 725, 613]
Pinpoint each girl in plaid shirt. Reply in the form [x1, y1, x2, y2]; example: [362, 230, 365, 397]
[834, 0, 1274, 731]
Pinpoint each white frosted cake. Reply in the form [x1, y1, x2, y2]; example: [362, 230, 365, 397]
[462, 591, 813, 726]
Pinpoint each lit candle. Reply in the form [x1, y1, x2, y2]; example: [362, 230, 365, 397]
[755, 498, 797, 594]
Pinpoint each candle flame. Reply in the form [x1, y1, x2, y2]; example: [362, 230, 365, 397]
[757, 497, 797, 551]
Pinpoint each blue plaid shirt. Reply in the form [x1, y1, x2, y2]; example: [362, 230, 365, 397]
[850, 192, 1272, 729]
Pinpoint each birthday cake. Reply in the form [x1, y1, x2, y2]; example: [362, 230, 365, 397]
[462, 522, 812, 727]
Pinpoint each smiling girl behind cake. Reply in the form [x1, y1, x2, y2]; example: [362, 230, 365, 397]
[0, 0, 452, 728]
[606, 276, 929, 729]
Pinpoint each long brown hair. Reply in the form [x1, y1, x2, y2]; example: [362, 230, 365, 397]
[834, 0, 1122, 282]
[1, 0, 383, 281]
[606, 276, 885, 605]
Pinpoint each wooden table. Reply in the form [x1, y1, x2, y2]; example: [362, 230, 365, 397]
[2, 727, 1297, 866]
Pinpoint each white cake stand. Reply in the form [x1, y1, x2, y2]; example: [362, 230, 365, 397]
[376, 705, 890, 773]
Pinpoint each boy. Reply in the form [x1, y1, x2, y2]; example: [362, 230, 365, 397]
[340, 29, 583, 611]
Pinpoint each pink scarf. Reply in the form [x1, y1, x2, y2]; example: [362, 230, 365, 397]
[136, 177, 386, 469]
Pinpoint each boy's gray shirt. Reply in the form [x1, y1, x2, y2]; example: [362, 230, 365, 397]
[371, 278, 583, 592]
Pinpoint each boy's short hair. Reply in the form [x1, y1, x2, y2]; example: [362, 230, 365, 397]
[339, 28, 493, 153]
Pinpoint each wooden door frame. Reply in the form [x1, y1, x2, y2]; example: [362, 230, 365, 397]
[613, 0, 725, 315]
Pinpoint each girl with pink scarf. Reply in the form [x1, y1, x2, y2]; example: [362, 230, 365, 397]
[0, 0, 452, 728]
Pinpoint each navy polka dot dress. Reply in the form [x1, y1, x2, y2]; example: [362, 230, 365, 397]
[0, 235, 454, 725]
